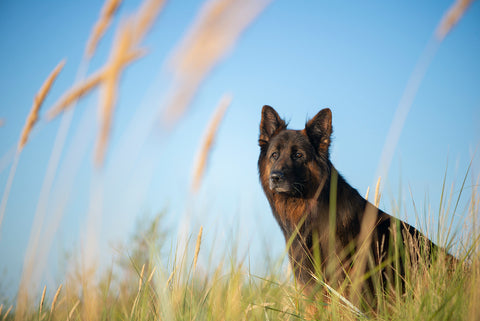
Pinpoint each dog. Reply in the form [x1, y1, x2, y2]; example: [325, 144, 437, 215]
[258, 105, 453, 310]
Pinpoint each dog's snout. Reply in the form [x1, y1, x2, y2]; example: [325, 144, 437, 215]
[270, 171, 284, 183]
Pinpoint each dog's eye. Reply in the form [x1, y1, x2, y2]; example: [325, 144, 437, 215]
[294, 152, 303, 159]
[270, 152, 279, 160]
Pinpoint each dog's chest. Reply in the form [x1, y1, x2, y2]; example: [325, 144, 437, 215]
[272, 197, 310, 228]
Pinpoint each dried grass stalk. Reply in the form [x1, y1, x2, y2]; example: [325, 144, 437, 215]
[89, 0, 161, 166]
[3, 305, 12, 321]
[94, 19, 136, 166]
[134, 0, 166, 40]
[95, 73, 118, 166]
[194, 226, 203, 269]
[49, 0, 161, 167]
[365, 186, 370, 201]
[50, 284, 62, 314]
[48, 21, 146, 166]
[47, 71, 104, 120]
[166, 268, 175, 287]
[19, 60, 65, 150]
[162, 0, 271, 127]
[191, 94, 231, 192]
[436, 0, 475, 40]
[38, 285, 46, 319]
[93, 0, 164, 166]
[86, 0, 123, 57]
[48, 50, 144, 121]
[67, 300, 80, 321]
[138, 263, 146, 290]
[147, 266, 156, 283]
[130, 263, 146, 318]
[374, 176, 382, 207]
[82, 273, 99, 321]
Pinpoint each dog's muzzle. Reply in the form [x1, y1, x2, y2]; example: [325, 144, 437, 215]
[269, 171, 290, 192]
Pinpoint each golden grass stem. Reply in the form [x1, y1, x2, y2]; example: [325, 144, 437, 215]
[130, 263, 146, 319]
[48, 50, 144, 121]
[94, 18, 136, 166]
[133, 0, 166, 41]
[374, 176, 382, 207]
[67, 300, 80, 321]
[47, 71, 104, 120]
[166, 268, 176, 287]
[436, 0, 475, 40]
[365, 186, 370, 201]
[50, 284, 62, 316]
[94, 73, 117, 167]
[139, 263, 146, 291]
[19, 60, 65, 150]
[48, 21, 146, 166]
[48, 0, 162, 167]
[81, 266, 99, 321]
[191, 94, 232, 192]
[194, 226, 203, 269]
[90, 0, 165, 166]
[86, 0, 123, 58]
[39, 285, 46, 319]
[147, 266, 156, 283]
[162, 0, 271, 128]
[2, 305, 12, 321]
[373, 0, 474, 202]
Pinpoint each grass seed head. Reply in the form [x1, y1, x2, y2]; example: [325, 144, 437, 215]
[436, 0, 475, 40]
[38, 285, 46, 318]
[86, 0, 123, 58]
[194, 226, 204, 269]
[19, 59, 65, 150]
[374, 176, 382, 207]
[50, 284, 62, 314]
[133, 0, 166, 41]
[47, 71, 104, 120]
[162, 0, 271, 127]
[191, 94, 231, 192]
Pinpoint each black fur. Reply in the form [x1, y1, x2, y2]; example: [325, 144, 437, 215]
[258, 105, 452, 308]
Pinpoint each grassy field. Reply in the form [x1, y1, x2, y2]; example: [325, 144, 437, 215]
[0, 0, 478, 320]
[1, 187, 479, 321]
[3, 166, 480, 320]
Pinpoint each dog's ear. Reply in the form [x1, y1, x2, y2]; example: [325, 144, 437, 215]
[259, 105, 286, 147]
[305, 108, 332, 155]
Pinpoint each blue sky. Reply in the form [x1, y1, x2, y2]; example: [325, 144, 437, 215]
[0, 0, 479, 297]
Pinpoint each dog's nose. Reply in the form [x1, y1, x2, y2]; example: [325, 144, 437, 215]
[270, 171, 284, 183]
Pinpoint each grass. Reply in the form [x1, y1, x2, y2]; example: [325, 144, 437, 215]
[1, 187, 478, 321]
[0, 0, 478, 320]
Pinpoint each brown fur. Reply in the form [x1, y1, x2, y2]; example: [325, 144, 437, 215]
[258, 105, 454, 309]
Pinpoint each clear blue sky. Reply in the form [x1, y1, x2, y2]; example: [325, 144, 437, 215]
[0, 0, 479, 298]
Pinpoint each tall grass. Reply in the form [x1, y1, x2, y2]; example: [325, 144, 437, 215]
[0, 0, 477, 320]
[1, 185, 478, 320]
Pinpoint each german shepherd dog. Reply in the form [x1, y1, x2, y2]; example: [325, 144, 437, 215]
[258, 105, 453, 309]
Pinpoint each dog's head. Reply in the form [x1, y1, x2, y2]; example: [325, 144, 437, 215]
[258, 105, 332, 198]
